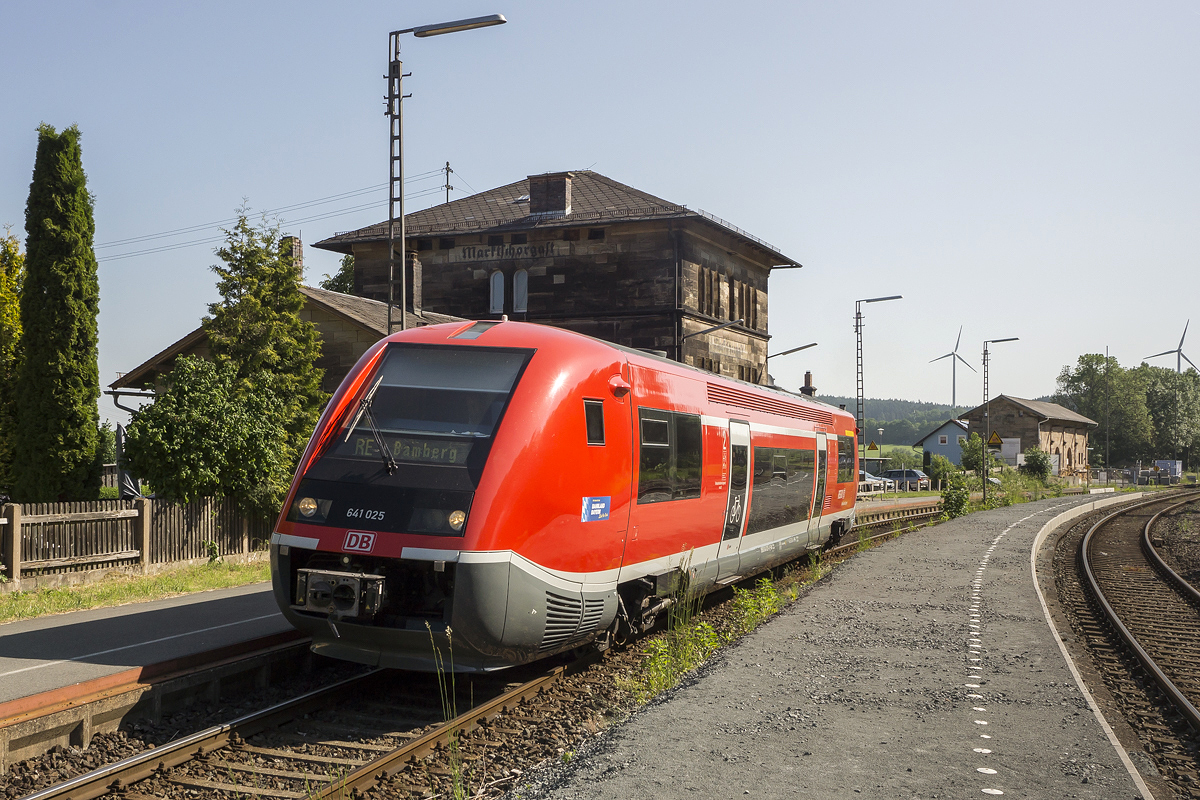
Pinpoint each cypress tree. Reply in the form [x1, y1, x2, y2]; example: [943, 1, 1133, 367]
[14, 124, 101, 501]
[0, 229, 24, 492]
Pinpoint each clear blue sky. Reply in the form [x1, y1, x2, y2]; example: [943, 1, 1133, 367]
[3, 1, 1197, 424]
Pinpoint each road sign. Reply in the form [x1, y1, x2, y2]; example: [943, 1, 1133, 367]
[867, 441, 878, 451]
[987, 431, 1003, 447]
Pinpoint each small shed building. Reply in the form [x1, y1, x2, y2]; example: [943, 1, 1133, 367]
[914, 419, 969, 468]
[959, 396, 1097, 480]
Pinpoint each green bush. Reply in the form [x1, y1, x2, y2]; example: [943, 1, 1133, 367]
[1020, 447, 1052, 482]
[942, 472, 970, 518]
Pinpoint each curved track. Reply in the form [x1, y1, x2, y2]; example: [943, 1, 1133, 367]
[1080, 491, 1200, 732]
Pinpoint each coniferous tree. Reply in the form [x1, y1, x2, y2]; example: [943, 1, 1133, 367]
[0, 229, 24, 491]
[203, 210, 325, 489]
[14, 125, 101, 501]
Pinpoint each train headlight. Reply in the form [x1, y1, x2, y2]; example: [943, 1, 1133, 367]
[448, 510, 467, 531]
[298, 497, 319, 517]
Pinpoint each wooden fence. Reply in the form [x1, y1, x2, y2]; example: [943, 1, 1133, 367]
[0, 497, 273, 590]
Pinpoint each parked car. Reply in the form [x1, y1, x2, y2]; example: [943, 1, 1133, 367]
[859, 470, 894, 492]
[881, 468, 931, 491]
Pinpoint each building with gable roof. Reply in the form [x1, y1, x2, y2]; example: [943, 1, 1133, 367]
[959, 396, 1097, 478]
[314, 170, 800, 384]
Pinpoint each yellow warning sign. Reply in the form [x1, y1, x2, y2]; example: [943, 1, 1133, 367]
[987, 431, 1003, 447]
[867, 441, 879, 451]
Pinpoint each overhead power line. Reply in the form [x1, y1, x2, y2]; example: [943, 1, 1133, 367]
[97, 172, 448, 264]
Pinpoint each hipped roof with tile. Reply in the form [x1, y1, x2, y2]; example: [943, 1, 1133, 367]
[314, 170, 800, 267]
[109, 286, 462, 391]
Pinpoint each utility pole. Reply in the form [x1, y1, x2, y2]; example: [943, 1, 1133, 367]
[386, 33, 409, 334]
[443, 161, 454, 204]
[855, 295, 902, 467]
[1105, 346, 1110, 473]
[981, 337, 1018, 504]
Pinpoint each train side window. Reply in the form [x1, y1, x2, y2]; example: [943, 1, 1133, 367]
[638, 411, 672, 503]
[673, 412, 702, 499]
[584, 399, 605, 445]
[836, 442, 855, 484]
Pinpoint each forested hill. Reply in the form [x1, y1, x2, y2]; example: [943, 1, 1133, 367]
[815, 396, 964, 447]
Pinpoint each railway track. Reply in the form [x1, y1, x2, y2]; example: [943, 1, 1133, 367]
[11, 499, 942, 800]
[1061, 490, 1200, 794]
[18, 657, 583, 800]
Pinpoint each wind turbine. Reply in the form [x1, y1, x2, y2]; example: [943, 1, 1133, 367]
[1145, 320, 1197, 374]
[930, 326, 976, 408]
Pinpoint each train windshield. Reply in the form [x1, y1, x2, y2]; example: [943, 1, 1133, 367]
[330, 345, 529, 465]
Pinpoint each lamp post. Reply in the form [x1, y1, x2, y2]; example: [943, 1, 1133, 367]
[855, 295, 902, 465]
[981, 336, 1018, 504]
[386, 14, 507, 334]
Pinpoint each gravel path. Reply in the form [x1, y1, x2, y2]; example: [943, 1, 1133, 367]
[512, 498, 1147, 800]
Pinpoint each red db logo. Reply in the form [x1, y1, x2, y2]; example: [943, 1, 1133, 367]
[343, 531, 376, 553]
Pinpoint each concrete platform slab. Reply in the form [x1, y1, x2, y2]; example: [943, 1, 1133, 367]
[0, 583, 291, 704]
[520, 497, 1151, 800]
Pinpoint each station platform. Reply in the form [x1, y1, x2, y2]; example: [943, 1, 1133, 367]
[0, 583, 291, 705]
[524, 496, 1157, 800]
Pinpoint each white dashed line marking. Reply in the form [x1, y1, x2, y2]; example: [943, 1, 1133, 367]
[977, 768, 998, 775]
[974, 748, 992, 754]
[981, 789, 1004, 796]
[974, 720, 988, 725]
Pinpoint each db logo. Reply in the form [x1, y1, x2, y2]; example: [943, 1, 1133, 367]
[343, 531, 376, 553]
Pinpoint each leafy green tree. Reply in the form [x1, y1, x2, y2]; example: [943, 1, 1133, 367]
[203, 210, 326, 474]
[960, 432, 996, 475]
[927, 453, 955, 485]
[0, 229, 24, 490]
[319, 254, 355, 294]
[14, 124, 101, 501]
[1020, 447, 1052, 482]
[886, 447, 923, 471]
[1138, 364, 1200, 463]
[1055, 354, 1152, 465]
[122, 356, 289, 512]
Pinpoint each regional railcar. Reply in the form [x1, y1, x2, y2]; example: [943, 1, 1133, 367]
[269, 320, 858, 671]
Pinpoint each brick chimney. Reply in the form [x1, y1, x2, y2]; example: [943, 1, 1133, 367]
[281, 235, 303, 279]
[528, 172, 573, 216]
[800, 371, 817, 397]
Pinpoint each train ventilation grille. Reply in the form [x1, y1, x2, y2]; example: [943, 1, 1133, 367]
[707, 383, 834, 426]
[540, 593, 606, 652]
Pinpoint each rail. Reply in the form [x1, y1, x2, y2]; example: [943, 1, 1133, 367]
[1079, 491, 1200, 732]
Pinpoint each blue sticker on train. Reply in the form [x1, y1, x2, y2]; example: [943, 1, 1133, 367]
[581, 496, 610, 522]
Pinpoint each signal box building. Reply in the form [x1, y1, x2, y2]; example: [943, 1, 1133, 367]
[959, 396, 1096, 479]
[313, 171, 800, 384]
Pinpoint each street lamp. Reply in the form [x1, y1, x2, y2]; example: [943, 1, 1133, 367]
[981, 336, 1018, 504]
[766, 342, 817, 360]
[855, 295, 902, 464]
[386, 14, 507, 334]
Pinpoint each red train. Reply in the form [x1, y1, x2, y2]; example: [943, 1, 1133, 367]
[270, 320, 859, 671]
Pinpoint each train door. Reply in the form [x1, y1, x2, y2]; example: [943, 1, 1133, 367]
[806, 433, 828, 546]
[715, 420, 750, 582]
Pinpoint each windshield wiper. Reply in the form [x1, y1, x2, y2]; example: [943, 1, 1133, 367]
[344, 375, 384, 443]
[357, 395, 398, 474]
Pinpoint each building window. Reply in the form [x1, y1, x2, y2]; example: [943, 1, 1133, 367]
[488, 235, 503, 247]
[939, 435, 948, 445]
[563, 229, 580, 241]
[438, 237, 455, 250]
[511, 233, 527, 245]
[489, 271, 505, 314]
[416, 239, 433, 251]
[513, 269, 528, 313]
[958, 435, 966, 444]
[588, 228, 605, 240]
